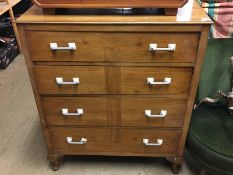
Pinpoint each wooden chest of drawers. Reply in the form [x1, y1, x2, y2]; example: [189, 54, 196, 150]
[16, 1, 211, 174]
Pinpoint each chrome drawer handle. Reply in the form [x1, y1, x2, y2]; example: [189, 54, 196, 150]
[147, 77, 171, 85]
[67, 137, 87, 145]
[50, 43, 76, 51]
[56, 77, 80, 85]
[62, 108, 84, 116]
[145, 110, 167, 118]
[149, 44, 176, 52]
[143, 139, 163, 146]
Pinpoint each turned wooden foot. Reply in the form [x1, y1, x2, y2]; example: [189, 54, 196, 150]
[171, 163, 181, 174]
[47, 154, 63, 171]
[166, 157, 182, 174]
[50, 159, 61, 171]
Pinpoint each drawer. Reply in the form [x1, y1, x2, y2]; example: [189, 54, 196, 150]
[49, 127, 181, 155]
[34, 66, 107, 94]
[28, 31, 199, 63]
[114, 128, 181, 154]
[49, 127, 113, 152]
[121, 97, 186, 127]
[42, 96, 186, 127]
[34, 66, 192, 95]
[121, 67, 192, 95]
[42, 97, 109, 126]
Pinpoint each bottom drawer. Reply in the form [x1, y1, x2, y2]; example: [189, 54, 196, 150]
[49, 127, 181, 155]
[114, 128, 181, 154]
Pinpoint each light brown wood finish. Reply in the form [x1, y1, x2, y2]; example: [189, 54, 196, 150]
[28, 31, 199, 63]
[49, 127, 112, 152]
[34, 66, 107, 94]
[32, 0, 187, 9]
[114, 128, 181, 154]
[34, 66, 192, 95]
[2, 0, 22, 52]
[17, 1, 211, 24]
[33, 0, 186, 16]
[1, 0, 21, 15]
[121, 67, 192, 95]
[42, 96, 187, 127]
[49, 127, 181, 155]
[121, 97, 187, 127]
[16, 1, 212, 173]
[17, 25, 54, 154]
[177, 25, 210, 157]
[42, 97, 109, 126]
[24, 24, 208, 32]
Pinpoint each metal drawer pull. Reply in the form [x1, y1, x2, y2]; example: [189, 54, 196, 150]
[67, 137, 87, 145]
[147, 77, 171, 85]
[62, 108, 84, 116]
[56, 77, 80, 85]
[50, 43, 76, 51]
[149, 44, 176, 52]
[145, 110, 167, 118]
[143, 139, 163, 146]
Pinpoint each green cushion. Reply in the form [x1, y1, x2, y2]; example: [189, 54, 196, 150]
[186, 105, 233, 173]
[186, 148, 233, 175]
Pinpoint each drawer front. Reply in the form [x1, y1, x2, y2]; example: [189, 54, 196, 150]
[28, 31, 199, 63]
[121, 67, 192, 95]
[34, 66, 107, 94]
[49, 127, 113, 152]
[121, 97, 186, 127]
[42, 96, 186, 127]
[42, 97, 109, 126]
[114, 128, 181, 154]
[49, 127, 181, 155]
[34, 66, 192, 95]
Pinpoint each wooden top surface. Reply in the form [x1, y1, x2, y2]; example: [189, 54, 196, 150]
[16, 0, 212, 24]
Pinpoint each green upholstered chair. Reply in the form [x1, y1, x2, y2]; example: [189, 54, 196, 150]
[186, 39, 233, 175]
[186, 105, 233, 175]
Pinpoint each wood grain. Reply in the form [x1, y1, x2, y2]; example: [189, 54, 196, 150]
[33, 66, 107, 94]
[121, 67, 192, 95]
[16, 1, 211, 171]
[49, 126, 181, 155]
[49, 127, 113, 152]
[28, 31, 199, 63]
[24, 24, 207, 32]
[177, 25, 210, 157]
[114, 128, 181, 154]
[121, 97, 187, 127]
[16, 2, 212, 25]
[42, 96, 187, 127]
[17, 25, 54, 153]
[42, 97, 109, 126]
[34, 66, 193, 95]
[32, 0, 188, 9]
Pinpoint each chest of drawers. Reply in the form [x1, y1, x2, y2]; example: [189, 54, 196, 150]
[17, 1, 211, 174]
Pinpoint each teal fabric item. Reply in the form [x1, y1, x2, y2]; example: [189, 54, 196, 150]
[186, 105, 233, 175]
[186, 148, 233, 175]
[196, 39, 233, 102]
[189, 105, 233, 158]
[187, 38, 233, 174]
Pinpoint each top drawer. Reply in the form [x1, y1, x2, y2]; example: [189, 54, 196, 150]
[27, 31, 199, 63]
